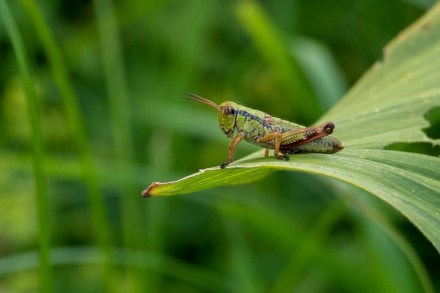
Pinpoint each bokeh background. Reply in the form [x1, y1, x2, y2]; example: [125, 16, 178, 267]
[1, 0, 439, 292]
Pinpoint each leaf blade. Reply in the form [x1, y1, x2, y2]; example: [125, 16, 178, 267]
[143, 3, 440, 252]
[144, 149, 440, 252]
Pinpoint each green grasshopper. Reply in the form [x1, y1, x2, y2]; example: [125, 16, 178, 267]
[187, 93, 344, 169]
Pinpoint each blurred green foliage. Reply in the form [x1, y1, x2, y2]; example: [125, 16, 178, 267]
[0, 0, 438, 292]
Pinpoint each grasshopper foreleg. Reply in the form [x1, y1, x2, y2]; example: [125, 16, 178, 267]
[221, 133, 245, 169]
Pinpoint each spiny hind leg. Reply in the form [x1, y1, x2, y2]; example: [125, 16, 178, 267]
[280, 121, 335, 147]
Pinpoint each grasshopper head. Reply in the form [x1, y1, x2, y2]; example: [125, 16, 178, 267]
[218, 102, 238, 137]
[186, 93, 237, 138]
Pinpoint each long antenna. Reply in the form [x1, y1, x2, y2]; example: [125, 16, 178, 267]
[186, 93, 221, 112]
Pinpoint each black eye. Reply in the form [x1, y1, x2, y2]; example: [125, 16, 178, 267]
[224, 105, 234, 115]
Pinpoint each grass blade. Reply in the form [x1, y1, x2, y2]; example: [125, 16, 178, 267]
[0, 1, 51, 291]
[93, 0, 144, 289]
[20, 0, 115, 288]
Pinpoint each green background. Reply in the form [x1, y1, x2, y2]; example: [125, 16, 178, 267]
[0, 0, 438, 292]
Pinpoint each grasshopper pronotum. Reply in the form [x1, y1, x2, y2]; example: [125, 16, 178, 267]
[187, 93, 344, 169]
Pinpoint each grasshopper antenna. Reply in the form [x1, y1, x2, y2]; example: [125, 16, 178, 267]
[186, 93, 221, 112]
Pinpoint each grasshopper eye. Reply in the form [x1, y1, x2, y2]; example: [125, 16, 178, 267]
[223, 105, 234, 115]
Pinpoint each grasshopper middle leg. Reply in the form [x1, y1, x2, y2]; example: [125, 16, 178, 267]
[257, 132, 289, 160]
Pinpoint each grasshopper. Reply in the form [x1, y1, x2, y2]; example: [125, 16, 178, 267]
[187, 93, 344, 169]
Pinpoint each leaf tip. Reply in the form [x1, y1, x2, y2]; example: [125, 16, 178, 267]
[142, 182, 160, 198]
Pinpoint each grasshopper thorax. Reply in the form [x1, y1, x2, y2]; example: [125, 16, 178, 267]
[218, 102, 238, 137]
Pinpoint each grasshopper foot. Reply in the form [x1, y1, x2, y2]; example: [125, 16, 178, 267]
[276, 153, 289, 161]
[220, 161, 230, 169]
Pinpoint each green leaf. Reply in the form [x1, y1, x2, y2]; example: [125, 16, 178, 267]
[143, 3, 440, 252]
